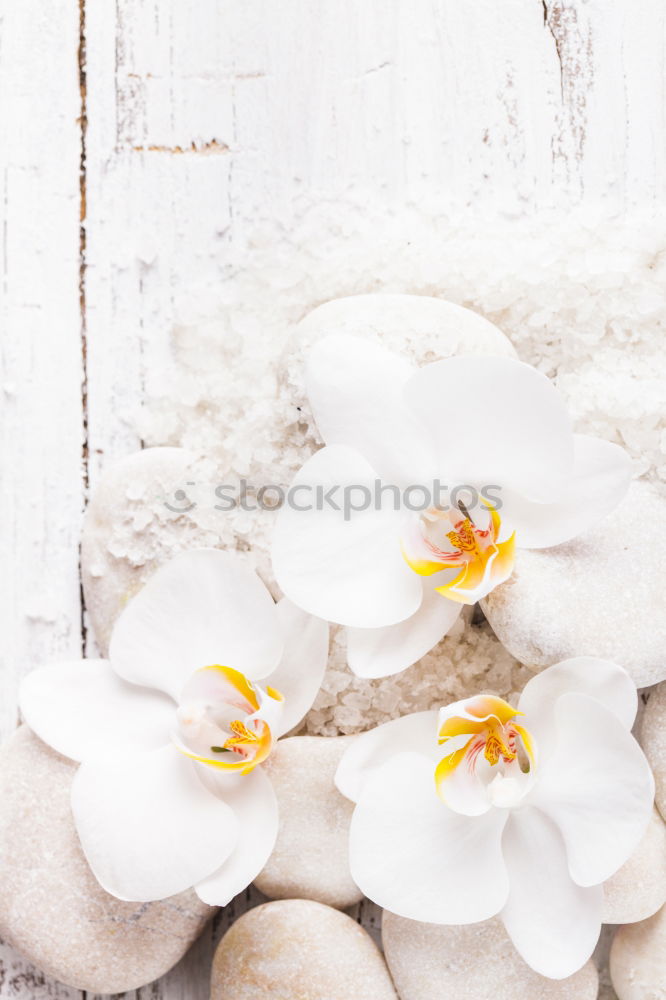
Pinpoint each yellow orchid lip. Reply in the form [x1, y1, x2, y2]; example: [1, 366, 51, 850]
[173, 664, 284, 775]
[174, 725, 274, 774]
[434, 694, 536, 810]
[401, 504, 516, 605]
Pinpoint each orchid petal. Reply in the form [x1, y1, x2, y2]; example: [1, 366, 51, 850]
[435, 557, 489, 603]
[306, 334, 434, 484]
[489, 532, 517, 583]
[71, 745, 238, 901]
[501, 806, 603, 979]
[335, 712, 439, 803]
[499, 435, 632, 549]
[195, 766, 278, 906]
[262, 599, 329, 737]
[346, 585, 461, 678]
[404, 356, 574, 502]
[400, 516, 459, 576]
[110, 549, 283, 701]
[434, 535, 515, 605]
[438, 694, 520, 731]
[248, 688, 285, 745]
[433, 695, 534, 816]
[273, 445, 422, 628]
[348, 752, 509, 923]
[179, 663, 260, 714]
[19, 660, 174, 762]
[173, 669, 280, 776]
[518, 657, 637, 758]
[434, 741, 494, 816]
[531, 693, 654, 887]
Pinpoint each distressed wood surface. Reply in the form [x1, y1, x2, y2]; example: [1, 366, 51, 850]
[1, 0, 665, 996]
[0, 1, 85, 996]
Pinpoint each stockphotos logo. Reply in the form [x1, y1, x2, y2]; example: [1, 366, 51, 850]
[164, 480, 503, 521]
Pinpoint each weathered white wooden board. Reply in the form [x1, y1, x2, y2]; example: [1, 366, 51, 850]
[0, 1, 85, 997]
[1, 0, 665, 996]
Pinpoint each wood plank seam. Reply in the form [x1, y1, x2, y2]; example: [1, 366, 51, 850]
[79, 0, 90, 663]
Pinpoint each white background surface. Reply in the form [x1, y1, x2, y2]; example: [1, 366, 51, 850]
[1, 1, 664, 996]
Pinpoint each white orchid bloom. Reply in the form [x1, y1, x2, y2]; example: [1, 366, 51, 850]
[19, 549, 328, 906]
[335, 657, 654, 979]
[272, 336, 631, 678]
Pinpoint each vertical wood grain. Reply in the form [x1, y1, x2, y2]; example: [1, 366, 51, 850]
[0, 0, 87, 996]
[0, 0, 85, 733]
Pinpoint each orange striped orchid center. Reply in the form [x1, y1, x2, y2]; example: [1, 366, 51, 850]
[400, 502, 516, 605]
[435, 695, 536, 813]
[173, 664, 284, 776]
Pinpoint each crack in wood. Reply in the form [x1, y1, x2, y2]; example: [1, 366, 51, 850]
[78, 0, 89, 660]
[131, 139, 231, 155]
[542, 0, 593, 178]
[542, 0, 564, 100]
[363, 61, 391, 77]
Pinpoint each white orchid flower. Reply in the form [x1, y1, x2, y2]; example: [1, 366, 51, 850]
[335, 657, 654, 979]
[19, 549, 328, 906]
[272, 336, 631, 678]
